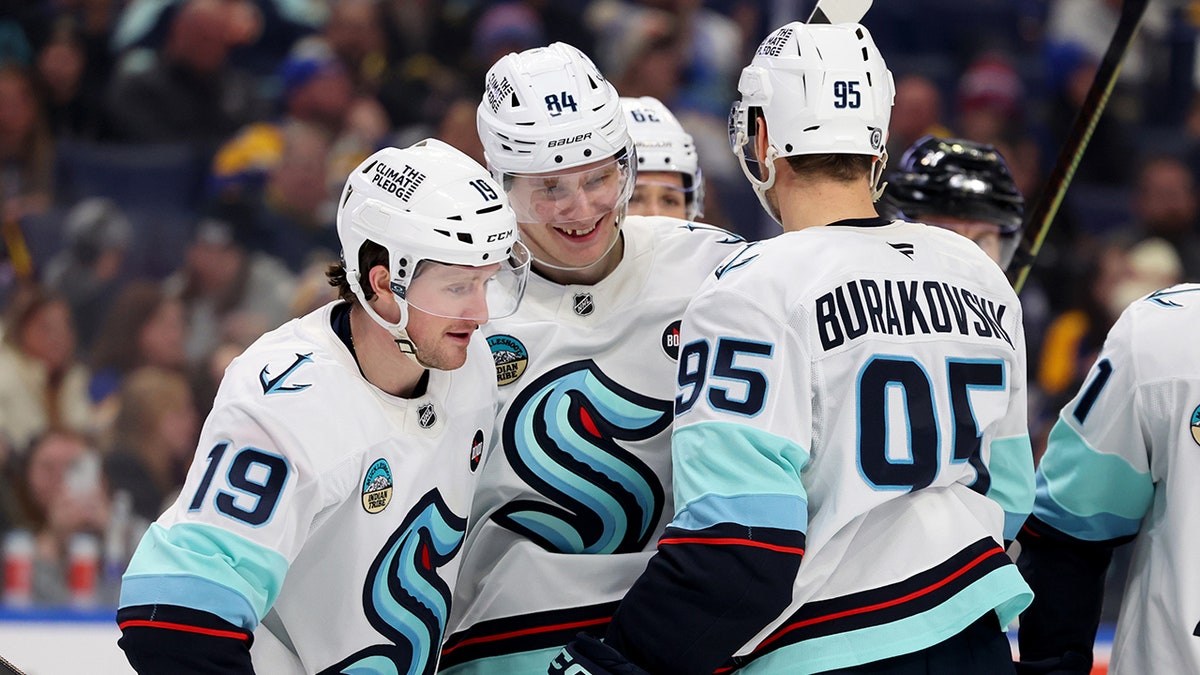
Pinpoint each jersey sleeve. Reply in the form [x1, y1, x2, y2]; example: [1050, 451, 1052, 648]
[117, 400, 326, 670]
[985, 313, 1036, 542]
[603, 285, 808, 674]
[1017, 308, 1150, 671]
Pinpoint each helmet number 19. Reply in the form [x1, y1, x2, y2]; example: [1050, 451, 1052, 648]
[469, 179, 500, 202]
[833, 81, 862, 109]
[545, 92, 579, 117]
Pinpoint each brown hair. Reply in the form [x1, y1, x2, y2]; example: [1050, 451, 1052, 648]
[110, 366, 193, 455]
[89, 281, 173, 372]
[326, 239, 388, 303]
[783, 153, 874, 183]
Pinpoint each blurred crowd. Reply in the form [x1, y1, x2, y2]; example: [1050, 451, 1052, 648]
[0, 0, 1197, 609]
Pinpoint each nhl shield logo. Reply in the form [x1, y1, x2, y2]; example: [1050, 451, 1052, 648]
[418, 402, 437, 429]
[362, 458, 393, 513]
[573, 293, 595, 316]
[470, 429, 485, 472]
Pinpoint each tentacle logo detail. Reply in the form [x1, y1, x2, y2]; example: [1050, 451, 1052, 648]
[496, 360, 672, 555]
[319, 489, 466, 675]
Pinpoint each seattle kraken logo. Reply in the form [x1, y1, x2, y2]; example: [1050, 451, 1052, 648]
[319, 490, 466, 675]
[495, 360, 672, 554]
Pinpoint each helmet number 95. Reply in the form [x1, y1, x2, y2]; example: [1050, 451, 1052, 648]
[833, 81, 862, 109]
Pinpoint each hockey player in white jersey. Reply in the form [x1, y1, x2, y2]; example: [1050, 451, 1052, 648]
[1016, 283, 1200, 674]
[621, 96, 705, 221]
[115, 139, 530, 673]
[884, 135, 1025, 268]
[553, 21, 1034, 675]
[439, 43, 745, 674]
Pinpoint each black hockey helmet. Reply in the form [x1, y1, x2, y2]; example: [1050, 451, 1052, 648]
[883, 135, 1024, 235]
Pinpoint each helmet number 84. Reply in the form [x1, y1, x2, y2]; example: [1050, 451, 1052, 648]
[833, 81, 862, 109]
[545, 92, 579, 117]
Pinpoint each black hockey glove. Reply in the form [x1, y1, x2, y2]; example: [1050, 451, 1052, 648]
[548, 633, 649, 675]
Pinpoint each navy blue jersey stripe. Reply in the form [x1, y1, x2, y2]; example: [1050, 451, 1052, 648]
[440, 601, 618, 668]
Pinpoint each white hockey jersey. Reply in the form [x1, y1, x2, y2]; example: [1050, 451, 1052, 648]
[441, 216, 745, 673]
[118, 301, 497, 674]
[1024, 283, 1200, 675]
[605, 218, 1035, 674]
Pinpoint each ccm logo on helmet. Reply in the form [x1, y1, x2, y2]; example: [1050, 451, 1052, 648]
[486, 230, 514, 243]
[548, 133, 592, 147]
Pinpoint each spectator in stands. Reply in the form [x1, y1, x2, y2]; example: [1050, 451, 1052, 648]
[887, 74, 951, 162]
[102, 367, 198, 523]
[43, 197, 133, 353]
[213, 119, 340, 273]
[954, 52, 1024, 147]
[104, 0, 260, 146]
[87, 281, 188, 422]
[0, 63, 54, 222]
[1034, 235, 1182, 433]
[1043, 41, 1134, 186]
[1131, 154, 1200, 278]
[163, 217, 294, 367]
[12, 429, 109, 605]
[0, 286, 95, 454]
[34, 16, 114, 140]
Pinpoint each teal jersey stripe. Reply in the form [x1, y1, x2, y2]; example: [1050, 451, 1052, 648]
[986, 434, 1034, 541]
[738, 566, 1031, 674]
[120, 522, 289, 629]
[672, 422, 810, 515]
[1033, 418, 1152, 541]
[673, 493, 808, 534]
[438, 646, 560, 675]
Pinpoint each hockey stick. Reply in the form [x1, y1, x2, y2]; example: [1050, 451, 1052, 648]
[807, 0, 873, 24]
[1006, 0, 1150, 293]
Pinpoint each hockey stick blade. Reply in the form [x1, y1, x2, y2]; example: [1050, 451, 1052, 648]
[1007, 0, 1150, 293]
[808, 0, 873, 24]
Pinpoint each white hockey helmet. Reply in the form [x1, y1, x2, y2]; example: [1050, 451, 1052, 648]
[729, 22, 895, 220]
[621, 96, 705, 220]
[337, 138, 531, 355]
[478, 43, 635, 218]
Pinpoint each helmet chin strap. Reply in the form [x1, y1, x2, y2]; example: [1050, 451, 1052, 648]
[735, 132, 783, 226]
[350, 277, 424, 366]
[870, 148, 889, 203]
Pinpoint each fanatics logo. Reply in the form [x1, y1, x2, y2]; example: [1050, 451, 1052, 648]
[661, 320, 682, 360]
[418, 402, 437, 429]
[488, 334, 529, 386]
[361, 458, 393, 513]
[573, 293, 595, 316]
[470, 429, 485, 472]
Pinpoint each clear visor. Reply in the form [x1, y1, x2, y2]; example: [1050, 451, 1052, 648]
[404, 241, 531, 322]
[503, 154, 635, 225]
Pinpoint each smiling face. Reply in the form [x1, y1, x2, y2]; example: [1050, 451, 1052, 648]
[505, 155, 633, 282]
[628, 171, 688, 219]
